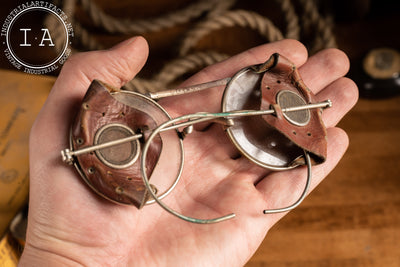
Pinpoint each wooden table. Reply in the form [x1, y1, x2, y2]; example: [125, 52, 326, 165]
[246, 95, 400, 266]
[1, 1, 399, 264]
[0, 69, 399, 266]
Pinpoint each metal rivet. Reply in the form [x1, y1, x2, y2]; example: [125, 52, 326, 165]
[88, 167, 95, 174]
[115, 186, 124, 194]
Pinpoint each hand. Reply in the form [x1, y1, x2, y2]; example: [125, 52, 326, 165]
[20, 37, 358, 266]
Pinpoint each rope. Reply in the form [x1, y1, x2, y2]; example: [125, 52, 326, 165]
[123, 51, 229, 93]
[299, 0, 337, 53]
[44, 0, 104, 53]
[278, 0, 300, 39]
[72, 20, 105, 51]
[155, 51, 229, 85]
[123, 78, 163, 94]
[46, 0, 338, 93]
[44, 0, 81, 53]
[79, 0, 236, 34]
[179, 9, 284, 56]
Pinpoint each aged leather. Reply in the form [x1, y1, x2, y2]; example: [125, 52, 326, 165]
[258, 53, 327, 164]
[71, 80, 162, 208]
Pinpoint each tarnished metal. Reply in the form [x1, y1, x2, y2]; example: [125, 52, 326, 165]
[61, 53, 331, 224]
[94, 123, 141, 169]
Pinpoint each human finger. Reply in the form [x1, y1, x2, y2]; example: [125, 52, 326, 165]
[159, 39, 308, 119]
[299, 48, 350, 94]
[30, 37, 149, 157]
[230, 49, 353, 178]
[254, 127, 349, 223]
[316, 77, 359, 127]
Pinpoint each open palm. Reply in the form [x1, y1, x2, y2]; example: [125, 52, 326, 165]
[20, 37, 358, 266]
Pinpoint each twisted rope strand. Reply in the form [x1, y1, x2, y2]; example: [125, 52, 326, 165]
[123, 51, 229, 93]
[72, 20, 105, 51]
[123, 78, 163, 94]
[44, 0, 79, 53]
[80, 0, 236, 34]
[154, 51, 229, 84]
[179, 9, 284, 56]
[278, 0, 300, 39]
[47, 0, 337, 93]
[299, 0, 337, 53]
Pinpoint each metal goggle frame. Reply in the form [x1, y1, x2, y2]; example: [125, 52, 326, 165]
[61, 53, 331, 224]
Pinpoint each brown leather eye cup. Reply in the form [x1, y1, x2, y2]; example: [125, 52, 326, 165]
[259, 54, 327, 165]
[70, 80, 163, 208]
[223, 53, 327, 170]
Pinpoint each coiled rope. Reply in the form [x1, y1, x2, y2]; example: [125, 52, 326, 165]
[45, 0, 336, 93]
[124, 51, 229, 93]
[79, 0, 236, 34]
[178, 9, 284, 56]
[299, 0, 337, 53]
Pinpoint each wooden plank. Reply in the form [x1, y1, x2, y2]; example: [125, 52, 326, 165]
[246, 96, 400, 266]
[0, 70, 53, 236]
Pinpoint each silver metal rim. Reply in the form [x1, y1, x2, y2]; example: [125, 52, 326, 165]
[222, 67, 298, 170]
[70, 90, 185, 206]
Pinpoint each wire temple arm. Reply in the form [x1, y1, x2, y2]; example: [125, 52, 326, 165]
[140, 104, 319, 223]
[147, 77, 231, 100]
[140, 114, 236, 224]
[263, 150, 312, 214]
[141, 114, 313, 222]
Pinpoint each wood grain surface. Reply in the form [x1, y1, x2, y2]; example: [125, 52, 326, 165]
[1, 72, 398, 267]
[246, 95, 400, 266]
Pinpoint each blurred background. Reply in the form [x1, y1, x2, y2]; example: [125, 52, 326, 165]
[0, 0, 399, 266]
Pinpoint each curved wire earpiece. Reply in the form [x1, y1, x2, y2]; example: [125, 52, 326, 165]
[140, 113, 237, 224]
[263, 150, 312, 214]
[140, 109, 322, 223]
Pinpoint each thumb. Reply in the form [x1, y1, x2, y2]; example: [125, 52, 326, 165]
[30, 36, 149, 153]
[55, 36, 149, 97]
